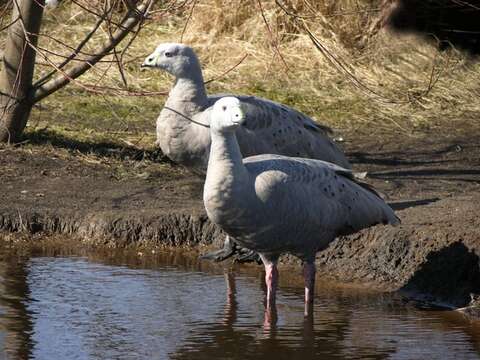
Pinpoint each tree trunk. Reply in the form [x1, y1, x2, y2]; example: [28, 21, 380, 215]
[0, 0, 44, 143]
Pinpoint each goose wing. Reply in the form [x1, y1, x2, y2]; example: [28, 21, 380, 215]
[203, 94, 350, 168]
[244, 155, 399, 235]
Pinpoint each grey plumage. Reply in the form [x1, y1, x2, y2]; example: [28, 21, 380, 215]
[210, 154, 399, 252]
[142, 43, 351, 263]
[141, 43, 350, 174]
[203, 97, 399, 309]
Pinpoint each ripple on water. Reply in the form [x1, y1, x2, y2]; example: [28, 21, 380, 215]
[0, 255, 478, 360]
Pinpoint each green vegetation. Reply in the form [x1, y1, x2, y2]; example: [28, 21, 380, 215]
[2, 0, 479, 157]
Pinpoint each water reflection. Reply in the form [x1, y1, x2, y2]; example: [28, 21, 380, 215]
[0, 251, 478, 360]
[0, 256, 34, 360]
[172, 273, 480, 360]
[171, 274, 361, 360]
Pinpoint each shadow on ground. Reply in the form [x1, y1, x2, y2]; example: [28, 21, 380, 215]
[401, 242, 480, 307]
[348, 143, 468, 166]
[24, 128, 171, 163]
[388, 198, 440, 211]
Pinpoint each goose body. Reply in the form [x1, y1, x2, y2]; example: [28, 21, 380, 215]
[142, 43, 351, 261]
[142, 43, 350, 173]
[206, 154, 397, 260]
[204, 97, 400, 311]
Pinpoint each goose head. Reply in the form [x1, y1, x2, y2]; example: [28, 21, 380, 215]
[141, 43, 200, 78]
[210, 97, 245, 133]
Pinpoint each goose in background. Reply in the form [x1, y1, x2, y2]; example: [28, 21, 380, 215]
[142, 43, 351, 262]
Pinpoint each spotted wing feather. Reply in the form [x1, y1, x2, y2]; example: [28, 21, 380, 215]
[197, 94, 351, 169]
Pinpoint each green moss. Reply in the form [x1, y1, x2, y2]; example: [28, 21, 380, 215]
[208, 81, 371, 128]
[34, 89, 160, 134]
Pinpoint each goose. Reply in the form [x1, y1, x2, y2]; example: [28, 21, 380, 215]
[203, 97, 400, 312]
[141, 43, 351, 261]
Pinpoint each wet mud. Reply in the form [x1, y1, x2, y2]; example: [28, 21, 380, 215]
[1, 130, 479, 314]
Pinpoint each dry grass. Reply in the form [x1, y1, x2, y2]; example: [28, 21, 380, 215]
[3, 0, 480, 150]
[175, 0, 480, 134]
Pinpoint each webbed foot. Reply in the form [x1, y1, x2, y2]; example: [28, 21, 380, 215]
[200, 236, 236, 262]
[234, 248, 262, 264]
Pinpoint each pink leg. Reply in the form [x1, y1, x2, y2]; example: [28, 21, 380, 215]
[303, 262, 316, 305]
[264, 262, 279, 308]
[222, 272, 236, 325]
[263, 304, 278, 333]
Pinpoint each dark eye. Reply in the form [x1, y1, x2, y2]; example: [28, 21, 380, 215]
[165, 52, 173, 57]
[222, 106, 227, 111]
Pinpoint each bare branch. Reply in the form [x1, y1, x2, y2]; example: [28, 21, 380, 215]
[180, 0, 197, 43]
[204, 53, 249, 85]
[32, 0, 155, 102]
[33, 9, 107, 87]
[275, 2, 447, 105]
[256, 0, 290, 75]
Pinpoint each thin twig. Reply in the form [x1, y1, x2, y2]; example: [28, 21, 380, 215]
[33, 8, 108, 87]
[275, 2, 449, 105]
[204, 53, 249, 85]
[32, 0, 155, 102]
[180, 0, 197, 43]
[257, 0, 290, 75]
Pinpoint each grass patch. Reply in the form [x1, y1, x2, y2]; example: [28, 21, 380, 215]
[32, 88, 160, 134]
[209, 81, 372, 128]
[12, 124, 180, 182]
[2, 0, 479, 154]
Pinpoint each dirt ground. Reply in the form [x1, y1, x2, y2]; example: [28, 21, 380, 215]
[1, 125, 480, 311]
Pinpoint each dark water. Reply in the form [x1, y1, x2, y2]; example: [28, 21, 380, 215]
[0, 251, 479, 360]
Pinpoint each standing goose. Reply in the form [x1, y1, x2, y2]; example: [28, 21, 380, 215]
[141, 43, 351, 261]
[204, 97, 400, 312]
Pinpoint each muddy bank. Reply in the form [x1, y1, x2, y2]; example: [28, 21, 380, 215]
[1, 131, 480, 312]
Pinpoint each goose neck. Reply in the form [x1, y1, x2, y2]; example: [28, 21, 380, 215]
[206, 130, 249, 184]
[167, 74, 208, 109]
